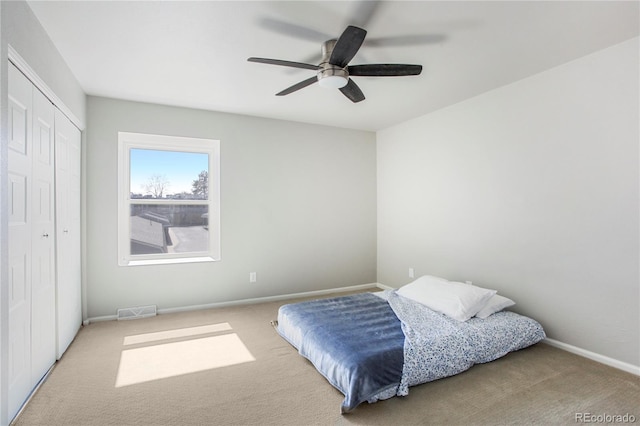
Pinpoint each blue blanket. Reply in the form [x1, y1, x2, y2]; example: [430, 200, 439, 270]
[277, 293, 405, 412]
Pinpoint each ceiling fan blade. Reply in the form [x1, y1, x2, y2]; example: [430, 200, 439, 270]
[348, 1, 382, 29]
[348, 64, 422, 77]
[248, 57, 318, 71]
[258, 17, 332, 43]
[276, 76, 318, 96]
[329, 26, 367, 68]
[339, 79, 365, 103]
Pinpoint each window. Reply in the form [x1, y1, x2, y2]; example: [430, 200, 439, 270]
[118, 132, 220, 266]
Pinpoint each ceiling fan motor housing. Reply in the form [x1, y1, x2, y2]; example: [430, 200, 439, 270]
[317, 39, 349, 88]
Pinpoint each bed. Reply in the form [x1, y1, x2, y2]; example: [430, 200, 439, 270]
[276, 279, 545, 413]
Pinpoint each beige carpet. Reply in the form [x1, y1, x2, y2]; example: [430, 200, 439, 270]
[13, 293, 640, 426]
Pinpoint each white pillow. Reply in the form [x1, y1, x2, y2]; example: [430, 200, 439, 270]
[475, 294, 515, 319]
[397, 275, 496, 321]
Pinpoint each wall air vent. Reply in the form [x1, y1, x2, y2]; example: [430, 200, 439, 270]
[116, 305, 157, 320]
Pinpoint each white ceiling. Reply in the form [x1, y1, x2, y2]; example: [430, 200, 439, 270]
[27, 1, 639, 131]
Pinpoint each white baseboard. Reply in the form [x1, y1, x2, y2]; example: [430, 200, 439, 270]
[543, 338, 640, 376]
[375, 283, 395, 291]
[84, 282, 384, 324]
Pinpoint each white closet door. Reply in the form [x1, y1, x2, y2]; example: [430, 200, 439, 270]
[7, 63, 57, 420]
[7, 62, 34, 421]
[54, 109, 82, 358]
[29, 86, 57, 383]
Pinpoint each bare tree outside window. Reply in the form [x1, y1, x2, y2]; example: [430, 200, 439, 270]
[142, 174, 170, 198]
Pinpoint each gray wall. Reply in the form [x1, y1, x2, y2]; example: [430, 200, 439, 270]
[85, 96, 376, 318]
[377, 38, 639, 367]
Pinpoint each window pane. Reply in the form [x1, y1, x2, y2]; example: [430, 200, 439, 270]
[130, 149, 209, 200]
[130, 205, 209, 255]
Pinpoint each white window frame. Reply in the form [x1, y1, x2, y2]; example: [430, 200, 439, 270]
[117, 132, 220, 266]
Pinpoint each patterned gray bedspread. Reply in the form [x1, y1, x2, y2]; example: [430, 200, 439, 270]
[386, 290, 546, 395]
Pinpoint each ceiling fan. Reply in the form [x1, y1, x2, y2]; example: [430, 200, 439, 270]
[248, 25, 423, 103]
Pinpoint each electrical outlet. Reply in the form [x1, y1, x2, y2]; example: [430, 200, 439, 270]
[249, 272, 257, 283]
[409, 268, 415, 278]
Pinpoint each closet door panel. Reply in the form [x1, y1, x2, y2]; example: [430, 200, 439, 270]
[55, 109, 82, 357]
[7, 63, 34, 420]
[30, 88, 57, 384]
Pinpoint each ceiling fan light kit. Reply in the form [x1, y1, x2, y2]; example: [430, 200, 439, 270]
[318, 73, 348, 89]
[248, 25, 422, 103]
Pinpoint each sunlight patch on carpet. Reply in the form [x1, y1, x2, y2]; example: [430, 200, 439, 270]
[115, 333, 255, 387]
[123, 323, 233, 346]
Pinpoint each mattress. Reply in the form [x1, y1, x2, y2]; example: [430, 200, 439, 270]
[277, 290, 545, 412]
